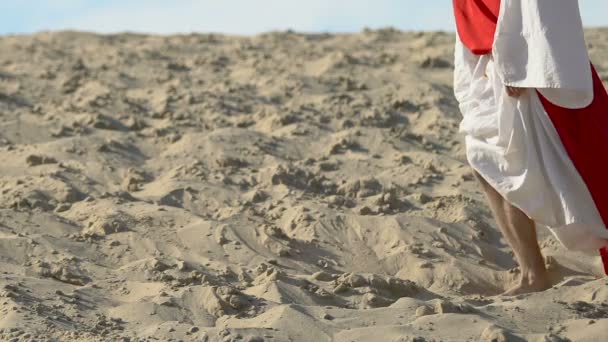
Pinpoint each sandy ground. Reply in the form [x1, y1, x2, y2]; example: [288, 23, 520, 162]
[0, 28, 608, 341]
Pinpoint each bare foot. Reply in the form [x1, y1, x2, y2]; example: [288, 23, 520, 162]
[501, 275, 551, 296]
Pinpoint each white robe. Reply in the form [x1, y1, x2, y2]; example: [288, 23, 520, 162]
[454, 0, 608, 252]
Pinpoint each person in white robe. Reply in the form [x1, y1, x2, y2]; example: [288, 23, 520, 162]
[454, 0, 608, 295]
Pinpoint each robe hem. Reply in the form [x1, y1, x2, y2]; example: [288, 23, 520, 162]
[467, 160, 608, 253]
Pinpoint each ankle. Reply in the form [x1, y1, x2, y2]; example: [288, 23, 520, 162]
[520, 268, 548, 285]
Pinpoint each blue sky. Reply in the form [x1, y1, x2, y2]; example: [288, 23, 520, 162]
[1, 0, 607, 36]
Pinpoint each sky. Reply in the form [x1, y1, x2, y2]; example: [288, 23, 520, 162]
[1, 0, 607, 36]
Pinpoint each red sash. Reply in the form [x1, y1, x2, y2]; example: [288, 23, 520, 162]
[453, 0, 608, 275]
[453, 0, 501, 55]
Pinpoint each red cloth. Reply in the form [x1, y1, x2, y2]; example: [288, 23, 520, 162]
[538, 67, 608, 275]
[453, 0, 501, 55]
[453, 0, 608, 274]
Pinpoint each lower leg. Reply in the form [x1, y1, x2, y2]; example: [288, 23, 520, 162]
[473, 170, 550, 295]
[501, 201, 550, 294]
[505, 201, 546, 277]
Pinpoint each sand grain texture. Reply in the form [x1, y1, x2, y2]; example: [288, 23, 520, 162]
[1, 29, 608, 341]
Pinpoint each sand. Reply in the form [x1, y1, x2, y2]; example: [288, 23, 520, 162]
[0, 28, 607, 341]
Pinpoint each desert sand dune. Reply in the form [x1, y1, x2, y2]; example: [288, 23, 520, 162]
[0, 28, 607, 341]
